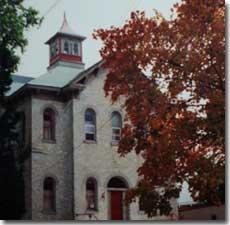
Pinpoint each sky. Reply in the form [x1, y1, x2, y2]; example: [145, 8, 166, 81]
[18, 0, 179, 77]
[17, 0, 195, 204]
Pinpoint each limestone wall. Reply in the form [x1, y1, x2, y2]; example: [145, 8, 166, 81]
[31, 97, 74, 220]
[72, 68, 178, 220]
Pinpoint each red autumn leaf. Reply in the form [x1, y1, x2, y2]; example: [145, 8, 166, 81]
[94, 0, 225, 216]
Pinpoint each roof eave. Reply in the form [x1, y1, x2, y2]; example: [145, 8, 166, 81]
[45, 32, 86, 44]
[64, 60, 104, 89]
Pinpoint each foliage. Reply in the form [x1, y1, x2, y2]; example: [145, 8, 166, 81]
[94, 0, 225, 216]
[0, 109, 26, 219]
[0, 0, 41, 219]
[0, 0, 42, 101]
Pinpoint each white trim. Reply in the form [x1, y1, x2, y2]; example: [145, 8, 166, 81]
[112, 126, 121, 141]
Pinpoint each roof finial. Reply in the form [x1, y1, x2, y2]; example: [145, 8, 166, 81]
[59, 11, 77, 35]
[63, 11, 67, 23]
[60, 11, 71, 33]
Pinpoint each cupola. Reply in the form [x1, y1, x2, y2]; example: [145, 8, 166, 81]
[45, 13, 86, 69]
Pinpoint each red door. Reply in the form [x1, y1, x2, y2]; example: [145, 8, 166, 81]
[110, 191, 123, 220]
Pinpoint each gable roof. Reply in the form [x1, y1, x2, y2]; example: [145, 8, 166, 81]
[7, 60, 104, 97]
[28, 64, 83, 88]
[6, 75, 34, 96]
[64, 60, 104, 88]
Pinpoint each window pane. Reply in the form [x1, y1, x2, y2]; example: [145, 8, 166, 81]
[112, 128, 121, 141]
[85, 120, 94, 125]
[64, 41, 69, 54]
[86, 133, 95, 141]
[86, 179, 95, 190]
[50, 44, 55, 58]
[86, 178, 97, 210]
[85, 124, 95, 133]
[85, 110, 95, 122]
[55, 41, 59, 55]
[73, 42, 79, 55]
[43, 177, 55, 211]
[86, 190, 96, 209]
[112, 112, 122, 128]
[112, 135, 120, 141]
[43, 109, 55, 140]
[44, 113, 51, 121]
[112, 128, 120, 135]
[85, 109, 96, 140]
[69, 42, 73, 55]
[44, 127, 51, 140]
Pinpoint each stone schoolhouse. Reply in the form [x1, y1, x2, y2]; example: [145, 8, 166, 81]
[8, 15, 178, 220]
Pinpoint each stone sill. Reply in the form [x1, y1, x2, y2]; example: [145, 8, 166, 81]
[42, 139, 56, 144]
[138, 210, 145, 215]
[32, 150, 47, 155]
[86, 208, 98, 212]
[83, 140, 97, 144]
[42, 209, 56, 215]
[111, 141, 119, 146]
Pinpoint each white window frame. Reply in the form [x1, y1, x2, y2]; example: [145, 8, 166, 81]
[62, 39, 80, 56]
[112, 126, 121, 142]
[85, 123, 96, 141]
[73, 42, 80, 56]
[63, 40, 69, 54]
[111, 112, 122, 144]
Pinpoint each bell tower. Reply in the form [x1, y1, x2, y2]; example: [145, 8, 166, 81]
[45, 13, 86, 70]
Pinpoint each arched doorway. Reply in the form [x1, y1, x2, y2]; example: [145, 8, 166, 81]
[107, 176, 129, 220]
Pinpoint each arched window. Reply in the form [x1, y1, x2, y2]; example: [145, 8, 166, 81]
[111, 112, 122, 142]
[43, 108, 55, 141]
[86, 178, 97, 210]
[85, 109, 96, 141]
[43, 177, 56, 212]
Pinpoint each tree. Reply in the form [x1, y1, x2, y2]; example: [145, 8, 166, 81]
[0, 0, 41, 219]
[94, 0, 225, 217]
[0, 0, 41, 101]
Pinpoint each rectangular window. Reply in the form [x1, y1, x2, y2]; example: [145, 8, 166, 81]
[50, 40, 58, 58]
[69, 41, 73, 55]
[73, 42, 80, 56]
[62, 39, 80, 56]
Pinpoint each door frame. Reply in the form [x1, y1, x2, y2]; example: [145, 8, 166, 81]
[108, 189, 129, 220]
